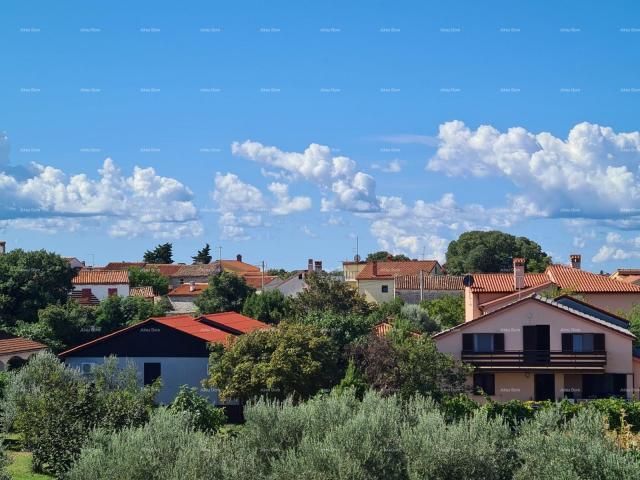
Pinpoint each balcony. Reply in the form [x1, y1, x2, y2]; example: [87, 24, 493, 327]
[461, 350, 607, 372]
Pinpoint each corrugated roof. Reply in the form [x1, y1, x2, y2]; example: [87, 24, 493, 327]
[356, 260, 440, 280]
[198, 312, 269, 334]
[130, 286, 154, 298]
[0, 333, 46, 356]
[72, 269, 129, 285]
[395, 274, 463, 291]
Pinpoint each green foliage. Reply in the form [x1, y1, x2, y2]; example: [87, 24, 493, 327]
[397, 304, 439, 333]
[295, 312, 374, 353]
[1, 352, 159, 477]
[624, 304, 640, 347]
[242, 290, 290, 325]
[143, 243, 173, 264]
[195, 272, 255, 314]
[290, 272, 372, 318]
[266, 268, 294, 279]
[445, 230, 551, 275]
[95, 295, 169, 332]
[128, 266, 169, 295]
[420, 294, 464, 330]
[206, 322, 339, 403]
[169, 385, 226, 432]
[0, 249, 74, 324]
[368, 298, 404, 324]
[366, 251, 411, 262]
[192, 244, 212, 264]
[439, 393, 479, 422]
[333, 359, 368, 399]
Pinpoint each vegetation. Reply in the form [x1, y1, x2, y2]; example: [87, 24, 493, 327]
[420, 294, 464, 329]
[1, 352, 159, 478]
[169, 386, 226, 433]
[143, 243, 173, 264]
[289, 272, 372, 318]
[445, 230, 551, 275]
[195, 272, 255, 314]
[206, 322, 339, 403]
[622, 304, 640, 347]
[396, 304, 440, 333]
[242, 290, 290, 325]
[67, 390, 640, 480]
[192, 244, 212, 265]
[366, 251, 411, 262]
[0, 249, 74, 324]
[128, 266, 170, 295]
[6, 451, 49, 480]
[266, 268, 293, 279]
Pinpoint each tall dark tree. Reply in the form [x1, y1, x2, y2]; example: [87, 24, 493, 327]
[0, 249, 75, 324]
[143, 243, 173, 264]
[445, 231, 551, 275]
[366, 251, 411, 262]
[192, 244, 212, 264]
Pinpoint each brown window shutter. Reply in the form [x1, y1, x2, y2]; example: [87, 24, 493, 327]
[463, 334, 473, 351]
[493, 333, 505, 352]
[593, 333, 605, 351]
[561, 333, 573, 352]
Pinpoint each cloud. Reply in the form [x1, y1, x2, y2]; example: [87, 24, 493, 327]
[592, 232, 640, 262]
[300, 225, 317, 238]
[0, 158, 202, 238]
[427, 121, 640, 222]
[268, 182, 312, 215]
[231, 140, 379, 212]
[372, 159, 402, 173]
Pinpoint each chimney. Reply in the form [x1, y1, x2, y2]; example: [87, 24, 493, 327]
[189, 281, 196, 292]
[513, 258, 526, 290]
[314, 260, 322, 273]
[308, 258, 314, 273]
[570, 254, 581, 270]
[236, 254, 242, 262]
[372, 261, 378, 276]
[0, 241, 5, 255]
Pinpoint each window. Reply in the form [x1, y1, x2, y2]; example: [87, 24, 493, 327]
[474, 333, 494, 352]
[81, 288, 92, 297]
[108, 288, 117, 297]
[180, 278, 184, 284]
[562, 333, 604, 353]
[573, 334, 594, 352]
[381, 285, 389, 293]
[143, 362, 161, 386]
[463, 333, 504, 352]
[473, 373, 495, 395]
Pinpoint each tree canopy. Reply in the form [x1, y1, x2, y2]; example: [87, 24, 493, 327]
[192, 244, 212, 264]
[366, 251, 411, 262]
[143, 243, 173, 264]
[128, 266, 169, 295]
[0, 249, 75, 324]
[420, 294, 464, 330]
[445, 231, 551, 275]
[195, 272, 255, 314]
[242, 290, 290, 325]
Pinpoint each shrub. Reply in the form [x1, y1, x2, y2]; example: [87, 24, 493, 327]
[440, 393, 478, 422]
[170, 385, 226, 432]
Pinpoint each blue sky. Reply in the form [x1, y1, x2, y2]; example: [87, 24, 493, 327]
[1, 0, 640, 272]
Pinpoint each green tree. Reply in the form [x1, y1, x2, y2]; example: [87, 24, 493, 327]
[296, 312, 375, 353]
[445, 230, 551, 275]
[266, 268, 293, 279]
[128, 266, 170, 295]
[169, 385, 226, 432]
[290, 272, 372, 318]
[366, 251, 411, 262]
[397, 304, 440, 333]
[625, 304, 640, 347]
[96, 295, 168, 332]
[195, 272, 255, 314]
[242, 290, 290, 325]
[143, 243, 173, 264]
[0, 249, 74, 324]
[192, 243, 212, 264]
[206, 322, 339, 402]
[420, 294, 464, 330]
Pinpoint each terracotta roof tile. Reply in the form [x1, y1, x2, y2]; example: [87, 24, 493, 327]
[170, 264, 219, 278]
[241, 272, 276, 289]
[198, 312, 269, 334]
[72, 269, 129, 285]
[168, 283, 208, 297]
[103, 262, 146, 270]
[547, 264, 640, 293]
[219, 260, 260, 273]
[130, 286, 154, 298]
[395, 275, 463, 291]
[0, 333, 46, 356]
[69, 290, 100, 306]
[356, 260, 440, 280]
[470, 273, 549, 293]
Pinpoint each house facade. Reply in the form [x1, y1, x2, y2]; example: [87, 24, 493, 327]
[434, 294, 637, 402]
[71, 269, 129, 303]
[167, 283, 208, 314]
[0, 332, 47, 370]
[59, 313, 268, 404]
[611, 269, 640, 286]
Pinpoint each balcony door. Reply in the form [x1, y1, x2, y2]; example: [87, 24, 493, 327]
[523, 325, 550, 363]
[534, 374, 555, 401]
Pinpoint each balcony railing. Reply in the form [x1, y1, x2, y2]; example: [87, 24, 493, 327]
[461, 350, 607, 371]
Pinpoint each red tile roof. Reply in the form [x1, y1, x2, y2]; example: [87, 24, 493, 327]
[470, 273, 549, 293]
[104, 262, 146, 270]
[241, 272, 276, 289]
[219, 260, 260, 273]
[72, 269, 129, 285]
[69, 290, 101, 306]
[356, 260, 441, 280]
[198, 312, 269, 334]
[130, 286, 154, 298]
[149, 264, 184, 277]
[168, 283, 208, 297]
[395, 275, 464, 291]
[170, 264, 219, 278]
[373, 322, 421, 338]
[0, 333, 46, 356]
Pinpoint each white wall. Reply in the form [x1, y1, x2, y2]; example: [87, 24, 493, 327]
[72, 283, 129, 300]
[65, 356, 232, 405]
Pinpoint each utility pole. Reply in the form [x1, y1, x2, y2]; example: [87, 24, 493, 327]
[261, 260, 265, 291]
[420, 270, 424, 302]
[217, 246, 222, 263]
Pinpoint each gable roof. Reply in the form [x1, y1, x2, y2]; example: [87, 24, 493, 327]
[198, 312, 269, 334]
[554, 295, 630, 329]
[611, 269, 640, 285]
[0, 332, 46, 356]
[167, 283, 208, 297]
[433, 294, 635, 339]
[395, 274, 463, 291]
[104, 262, 146, 270]
[169, 264, 219, 278]
[72, 269, 129, 285]
[356, 260, 440, 280]
[219, 259, 260, 273]
[470, 273, 549, 293]
[241, 272, 276, 289]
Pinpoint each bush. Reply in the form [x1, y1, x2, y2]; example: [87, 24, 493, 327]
[242, 290, 290, 325]
[170, 385, 226, 432]
[397, 304, 439, 333]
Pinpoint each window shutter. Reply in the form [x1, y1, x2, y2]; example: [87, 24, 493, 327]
[463, 334, 473, 351]
[561, 333, 573, 352]
[593, 333, 605, 351]
[486, 373, 495, 395]
[493, 333, 505, 352]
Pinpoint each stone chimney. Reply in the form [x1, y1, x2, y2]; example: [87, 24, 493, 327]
[372, 261, 378, 276]
[513, 258, 526, 290]
[308, 258, 314, 273]
[236, 254, 242, 262]
[314, 260, 322, 273]
[189, 281, 196, 292]
[570, 254, 581, 270]
[0, 241, 5, 255]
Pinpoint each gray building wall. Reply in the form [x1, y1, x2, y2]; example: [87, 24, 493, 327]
[397, 290, 462, 305]
[65, 356, 232, 405]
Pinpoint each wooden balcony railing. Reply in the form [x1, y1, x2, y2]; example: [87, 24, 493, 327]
[461, 350, 607, 371]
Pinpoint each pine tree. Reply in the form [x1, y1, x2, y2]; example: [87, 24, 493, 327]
[192, 243, 212, 264]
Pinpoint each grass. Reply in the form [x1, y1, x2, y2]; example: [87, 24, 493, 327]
[6, 452, 51, 480]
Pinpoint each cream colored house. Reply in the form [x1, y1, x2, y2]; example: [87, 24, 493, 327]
[434, 293, 638, 402]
